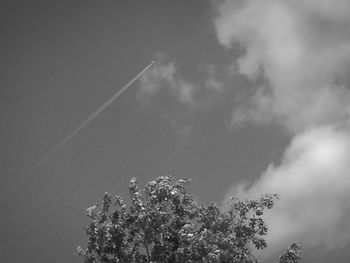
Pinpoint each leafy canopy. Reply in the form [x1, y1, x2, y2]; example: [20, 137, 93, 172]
[77, 176, 301, 263]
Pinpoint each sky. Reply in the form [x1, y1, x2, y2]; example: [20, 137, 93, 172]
[1, 1, 350, 262]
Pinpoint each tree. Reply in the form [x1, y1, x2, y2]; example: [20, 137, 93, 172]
[77, 176, 301, 263]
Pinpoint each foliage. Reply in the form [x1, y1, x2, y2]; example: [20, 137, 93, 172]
[77, 176, 300, 263]
[278, 244, 302, 263]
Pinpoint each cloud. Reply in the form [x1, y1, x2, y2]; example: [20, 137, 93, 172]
[167, 117, 193, 141]
[213, 0, 350, 260]
[137, 56, 227, 110]
[225, 124, 350, 257]
[214, 0, 350, 133]
[200, 64, 224, 93]
[137, 61, 195, 106]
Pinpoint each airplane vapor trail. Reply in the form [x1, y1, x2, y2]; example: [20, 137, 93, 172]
[25, 61, 155, 176]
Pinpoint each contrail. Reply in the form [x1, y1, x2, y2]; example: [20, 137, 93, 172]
[25, 61, 155, 176]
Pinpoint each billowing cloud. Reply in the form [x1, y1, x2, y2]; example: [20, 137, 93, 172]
[137, 60, 225, 109]
[201, 64, 224, 93]
[225, 124, 350, 257]
[167, 117, 193, 141]
[213, 0, 350, 259]
[214, 0, 350, 133]
[137, 61, 195, 106]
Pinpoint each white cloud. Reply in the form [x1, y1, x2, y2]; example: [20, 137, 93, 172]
[137, 60, 228, 112]
[213, 0, 350, 259]
[201, 64, 224, 92]
[225, 124, 350, 257]
[231, 86, 274, 128]
[205, 77, 224, 93]
[214, 0, 350, 133]
[137, 62, 196, 106]
[167, 117, 193, 141]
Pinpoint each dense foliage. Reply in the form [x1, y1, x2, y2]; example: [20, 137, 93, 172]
[77, 176, 301, 263]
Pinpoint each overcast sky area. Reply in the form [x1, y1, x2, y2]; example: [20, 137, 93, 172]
[2, 1, 350, 262]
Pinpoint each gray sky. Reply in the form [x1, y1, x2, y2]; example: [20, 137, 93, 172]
[1, 1, 350, 263]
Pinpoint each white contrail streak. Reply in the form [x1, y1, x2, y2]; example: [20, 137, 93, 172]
[25, 61, 155, 176]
